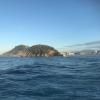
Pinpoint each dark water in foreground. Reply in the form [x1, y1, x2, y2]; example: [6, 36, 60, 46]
[0, 56, 100, 100]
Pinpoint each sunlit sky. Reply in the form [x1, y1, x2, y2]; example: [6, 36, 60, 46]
[0, 0, 100, 53]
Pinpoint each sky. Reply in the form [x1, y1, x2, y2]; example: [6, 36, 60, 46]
[0, 0, 100, 53]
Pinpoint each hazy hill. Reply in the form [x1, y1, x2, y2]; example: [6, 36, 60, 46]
[3, 44, 60, 57]
[65, 41, 100, 51]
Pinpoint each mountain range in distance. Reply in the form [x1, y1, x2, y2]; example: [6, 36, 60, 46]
[1, 41, 100, 57]
[64, 40, 100, 51]
[61, 41, 100, 56]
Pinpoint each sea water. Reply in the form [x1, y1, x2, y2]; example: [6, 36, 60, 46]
[0, 56, 100, 100]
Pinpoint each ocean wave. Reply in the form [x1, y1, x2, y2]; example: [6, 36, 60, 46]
[0, 56, 100, 100]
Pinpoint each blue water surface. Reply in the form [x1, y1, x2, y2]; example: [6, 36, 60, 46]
[0, 56, 100, 100]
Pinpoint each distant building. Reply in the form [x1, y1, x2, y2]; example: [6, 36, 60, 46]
[61, 52, 75, 57]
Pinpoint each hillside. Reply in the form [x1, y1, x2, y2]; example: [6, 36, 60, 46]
[3, 44, 60, 57]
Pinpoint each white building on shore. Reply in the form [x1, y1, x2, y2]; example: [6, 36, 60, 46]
[61, 52, 75, 57]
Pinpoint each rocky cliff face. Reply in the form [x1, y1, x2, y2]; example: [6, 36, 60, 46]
[3, 44, 60, 57]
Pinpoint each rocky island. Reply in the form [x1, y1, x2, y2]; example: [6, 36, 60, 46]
[3, 44, 60, 57]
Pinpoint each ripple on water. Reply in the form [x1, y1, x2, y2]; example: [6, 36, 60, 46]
[0, 56, 100, 100]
